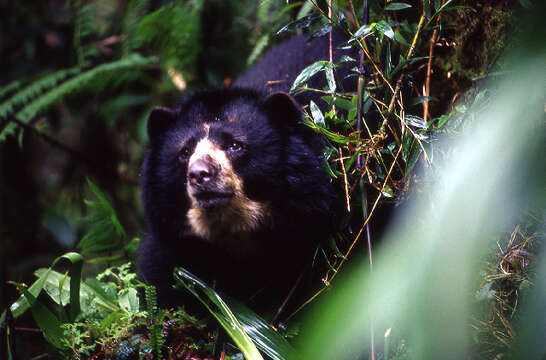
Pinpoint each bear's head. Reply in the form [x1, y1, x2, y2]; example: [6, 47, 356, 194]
[141, 88, 334, 251]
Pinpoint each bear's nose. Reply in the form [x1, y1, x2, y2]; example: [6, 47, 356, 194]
[188, 158, 217, 186]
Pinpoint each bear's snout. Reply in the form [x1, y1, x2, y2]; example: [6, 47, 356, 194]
[188, 157, 218, 187]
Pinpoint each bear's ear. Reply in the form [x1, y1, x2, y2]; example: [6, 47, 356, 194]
[147, 106, 177, 141]
[262, 92, 302, 124]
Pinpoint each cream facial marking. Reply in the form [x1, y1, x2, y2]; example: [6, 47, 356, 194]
[186, 136, 269, 242]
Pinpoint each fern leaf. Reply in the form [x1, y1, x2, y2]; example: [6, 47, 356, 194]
[0, 68, 81, 120]
[123, 0, 149, 56]
[0, 80, 22, 101]
[16, 54, 157, 123]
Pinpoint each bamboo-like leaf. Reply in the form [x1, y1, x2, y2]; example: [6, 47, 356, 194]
[375, 21, 395, 39]
[310, 101, 325, 127]
[349, 24, 373, 42]
[385, 2, 412, 10]
[277, 13, 322, 34]
[174, 268, 265, 360]
[290, 60, 331, 93]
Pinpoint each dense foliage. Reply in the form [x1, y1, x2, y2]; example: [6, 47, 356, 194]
[0, 0, 543, 359]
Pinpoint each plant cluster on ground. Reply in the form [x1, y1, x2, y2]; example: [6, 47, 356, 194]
[0, 0, 543, 359]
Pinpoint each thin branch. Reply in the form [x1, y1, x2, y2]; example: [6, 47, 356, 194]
[338, 146, 351, 212]
[423, 0, 446, 121]
[381, 14, 426, 133]
[8, 116, 138, 185]
[328, 0, 336, 115]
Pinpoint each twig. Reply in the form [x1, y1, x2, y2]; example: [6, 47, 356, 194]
[423, 0, 446, 121]
[328, 0, 336, 115]
[381, 14, 426, 133]
[338, 146, 351, 212]
[271, 270, 305, 325]
[287, 145, 403, 322]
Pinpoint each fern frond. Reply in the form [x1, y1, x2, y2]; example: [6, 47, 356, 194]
[73, 1, 97, 67]
[0, 68, 81, 141]
[0, 68, 81, 120]
[123, 0, 149, 57]
[0, 80, 22, 101]
[16, 54, 157, 123]
[145, 285, 164, 359]
[134, 2, 201, 76]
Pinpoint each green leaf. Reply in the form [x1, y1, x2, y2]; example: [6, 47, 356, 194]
[174, 268, 265, 360]
[337, 55, 356, 64]
[321, 96, 356, 112]
[311, 23, 333, 39]
[9, 252, 83, 321]
[375, 21, 395, 39]
[247, 34, 270, 66]
[385, 2, 412, 10]
[405, 115, 428, 129]
[119, 288, 140, 313]
[350, 24, 373, 42]
[409, 96, 438, 106]
[325, 65, 336, 94]
[17, 284, 67, 349]
[277, 13, 322, 34]
[310, 101, 325, 127]
[223, 299, 297, 360]
[290, 60, 331, 93]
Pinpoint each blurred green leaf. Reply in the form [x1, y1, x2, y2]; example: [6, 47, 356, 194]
[375, 21, 395, 39]
[409, 96, 438, 106]
[277, 13, 322, 34]
[405, 115, 427, 129]
[385, 2, 412, 10]
[350, 24, 373, 42]
[119, 288, 139, 313]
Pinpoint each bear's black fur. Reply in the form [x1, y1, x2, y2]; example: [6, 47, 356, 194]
[140, 31, 355, 312]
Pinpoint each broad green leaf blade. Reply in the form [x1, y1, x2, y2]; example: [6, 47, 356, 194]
[409, 96, 438, 106]
[290, 60, 330, 93]
[9, 268, 52, 318]
[119, 288, 140, 313]
[224, 298, 297, 360]
[17, 284, 67, 349]
[277, 13, 322, 34]
[8, 252, 83, 320]
[324, 64, 336, 94]
[57, 252, 84, 321]
[375, 21, 395, 39]
[350, 24, 373, 42]
[34, 269, 120, 313]
[174, 267, 265, 360]
[385, 2, 412, 10]
[404, 115, 427, 129]
[309, 101, 325, 127]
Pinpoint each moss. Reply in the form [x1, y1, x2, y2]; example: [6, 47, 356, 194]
[439, 0, 515, 80]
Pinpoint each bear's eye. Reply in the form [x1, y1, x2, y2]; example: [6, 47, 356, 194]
[178, 147, 191, 162]
[227, 141, 243, 153]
